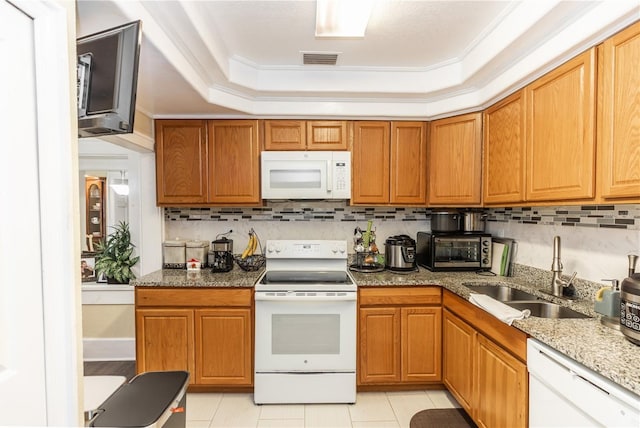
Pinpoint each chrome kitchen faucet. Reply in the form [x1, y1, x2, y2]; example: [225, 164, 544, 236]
[550, 236, 577, 297]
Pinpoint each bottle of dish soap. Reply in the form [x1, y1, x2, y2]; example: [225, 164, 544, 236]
[595, 279, 620, 319]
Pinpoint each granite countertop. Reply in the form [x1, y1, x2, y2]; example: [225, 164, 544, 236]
[131, 266, 263, 288]
[132, 265, 640, 397]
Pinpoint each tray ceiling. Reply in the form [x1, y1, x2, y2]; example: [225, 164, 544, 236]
[76, 0, 640, 119]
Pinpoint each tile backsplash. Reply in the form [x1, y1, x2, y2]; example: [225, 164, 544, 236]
[166, 202, 639, 230]
[164, 202, 639, 284]
[165, 202, 428, 223]
[486, 204, 640, 230]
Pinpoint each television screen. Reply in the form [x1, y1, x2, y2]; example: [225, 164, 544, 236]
[77, 21, 141, 138]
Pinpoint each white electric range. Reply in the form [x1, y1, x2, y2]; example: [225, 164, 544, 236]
[253, 239, 357, 404]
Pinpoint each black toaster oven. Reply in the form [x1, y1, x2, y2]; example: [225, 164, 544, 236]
[416, 231, 492, 271]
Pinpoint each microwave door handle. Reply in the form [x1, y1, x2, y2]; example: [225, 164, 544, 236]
[326, 160, 332, 193]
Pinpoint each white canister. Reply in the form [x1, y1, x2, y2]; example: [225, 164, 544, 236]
[163, 239, 187, 269]
[186, 240, 210, 268]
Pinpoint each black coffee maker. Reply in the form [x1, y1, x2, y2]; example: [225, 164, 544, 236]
[209, 237, 234, 272]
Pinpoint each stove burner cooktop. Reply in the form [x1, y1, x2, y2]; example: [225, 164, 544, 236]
[255, 270, 356, 292]
[260, 270, 353, 285]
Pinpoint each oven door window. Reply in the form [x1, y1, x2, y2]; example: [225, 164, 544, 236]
[272, 314, 339, 354]
[434, 240, 480, 263]
[254, 298, 356, 372]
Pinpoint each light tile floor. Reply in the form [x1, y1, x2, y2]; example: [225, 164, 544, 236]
[186, 389, 461, 428]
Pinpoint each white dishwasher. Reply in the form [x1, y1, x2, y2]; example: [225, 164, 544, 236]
[528, 339, 639, 428]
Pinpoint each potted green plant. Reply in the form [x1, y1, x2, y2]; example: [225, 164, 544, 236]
[95, 221, 140, 284]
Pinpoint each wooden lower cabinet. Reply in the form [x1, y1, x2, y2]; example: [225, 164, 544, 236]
[195, 309, 252, 385]
[135, 287, 253, 388]
[476, 335, 528, 428]
[358, 287, 441, 386]
[442, 309, 475, 411]
[443, 291, 528, 428]
[136, 308, 195, 375]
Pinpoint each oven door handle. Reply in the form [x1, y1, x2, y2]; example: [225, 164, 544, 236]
[255, 293, 356, 302]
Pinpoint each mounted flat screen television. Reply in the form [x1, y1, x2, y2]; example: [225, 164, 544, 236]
[77, 21, 141, 138]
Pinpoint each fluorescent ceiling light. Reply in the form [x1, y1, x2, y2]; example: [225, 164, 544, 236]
[316, 0, 375, 38]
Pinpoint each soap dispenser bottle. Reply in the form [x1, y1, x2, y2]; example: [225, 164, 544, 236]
[596, 279, 621, 329]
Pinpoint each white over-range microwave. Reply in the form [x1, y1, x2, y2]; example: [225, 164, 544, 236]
[261, 151, 351, 200]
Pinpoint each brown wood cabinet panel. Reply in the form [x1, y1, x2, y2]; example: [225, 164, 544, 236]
[443, 290, 528, 428]
[195, 309, 252, 386]
[358, 307, 401, 384]
[599, 21, 640, 201]
[306, 121, 348, 150]
[442, 309, 475, 413]
[476, 335, 528, 428]
[401, 307, 441, 382]
[428, 113, 482, 206]
[390, 122, 428, 205]
[483, 91, 526, 205]
[358, 287, 441, 387]
[135, 288, 253, 389]
[135, 308, 195, 378]
[351, 121, 391, 204]
[525, 48, 596, 202]
[359, 286, 441, 306]
[263, 120, 306, 150]
[443, 290, 527, 362]
[136, 287, 253, 308]
[155, 120, 208, 205]
[207, 120, 261, 204]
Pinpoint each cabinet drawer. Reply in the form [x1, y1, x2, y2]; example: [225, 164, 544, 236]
[359, 286, 441, 306]
[136, 287, 253, 307]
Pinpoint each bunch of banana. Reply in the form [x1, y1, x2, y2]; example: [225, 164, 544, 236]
[241, 229, 259, 259]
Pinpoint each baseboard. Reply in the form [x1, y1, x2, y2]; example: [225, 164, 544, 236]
[83, 337, 135, 361]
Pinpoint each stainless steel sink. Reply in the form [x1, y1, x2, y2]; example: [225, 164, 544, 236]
[464, 283, 590, 319]
[505, 301, 590, 319]
[465, 284, 539, 301]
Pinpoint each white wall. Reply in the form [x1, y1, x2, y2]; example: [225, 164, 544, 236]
[486, 222, 640, 286]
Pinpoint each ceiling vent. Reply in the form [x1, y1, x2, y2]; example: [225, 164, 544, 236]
[302, 52, 339, 65]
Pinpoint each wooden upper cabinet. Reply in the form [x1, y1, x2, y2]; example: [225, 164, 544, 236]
[306, 121, 348, 150]
[483, 91, 526, 205]
[428, 112, 482, 206]
[263, 120, 348, 150]
[352, 121, 427, 205]
[264, 120, 306, 150]
[391, 122, 428, 205]
[155, 120, 208, 205]
[352, 121, 391, 204]
[207, 120, 261, 204]
[598, 21, 640, 201]
[525, 48, 596, 202]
